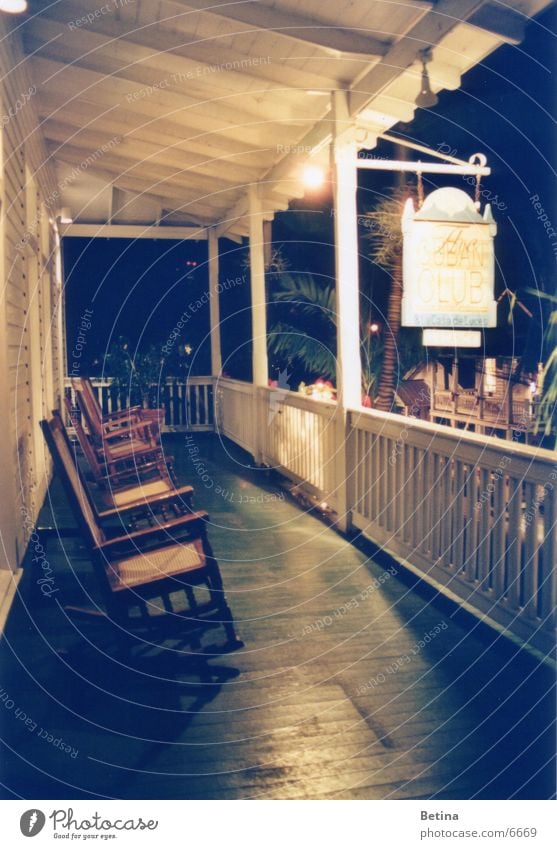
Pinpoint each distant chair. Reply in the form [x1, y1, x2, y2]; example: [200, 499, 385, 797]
[76, 377, 164, 443]
[53, 410, 192, 528]
[41, 415, 242, 650]
[65, 395, 176, 487]
[66, 392, 174, 482]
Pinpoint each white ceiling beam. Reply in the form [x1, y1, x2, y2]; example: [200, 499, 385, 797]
[24, 26, 316, 126]
[57, 165, 224, 214]
[31, 56, 302, 148]
[168, 0, 391, 56]
[60, 223, 208, 240]
[48, 144, 248, 205]
[42, 120, 261, 183]
[28, 50, 307, 130]
[26, 12, 343, 96]
[37, 93, 274, 167]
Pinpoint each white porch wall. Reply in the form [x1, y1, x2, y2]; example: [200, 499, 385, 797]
[0, 21, 62, 573]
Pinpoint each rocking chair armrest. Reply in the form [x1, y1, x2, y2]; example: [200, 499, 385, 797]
[94, 456, 175, 486]
[95, 510, 209, 551]
[97, 485, 194, 519]
[98, 443, 163, 464]
[100, 420, 157, 442]
[103, 406, 143, 421]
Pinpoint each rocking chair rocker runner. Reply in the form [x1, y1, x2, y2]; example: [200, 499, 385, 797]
[41, 416, 242, 650]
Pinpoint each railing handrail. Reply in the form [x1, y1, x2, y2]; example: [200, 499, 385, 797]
[66, 375, 214, 386]
[349, 405, 554, 465]
[216, 377, 255, 392]
[259, 384, 338, 416]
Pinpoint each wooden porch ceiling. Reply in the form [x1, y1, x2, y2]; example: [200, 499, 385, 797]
[18, 0, 552, 236]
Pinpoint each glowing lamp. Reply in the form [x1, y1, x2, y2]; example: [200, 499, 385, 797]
[302, 165, 325, 190]
[415, 48, 438, 109]
[58, 207, 73, 224]
[0, 0, 28, 12]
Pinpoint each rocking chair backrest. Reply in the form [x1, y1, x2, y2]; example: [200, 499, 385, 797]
[80, 377, 104, 419]
[64, 395, 104, 479]
[71, 378, 103, 440]
[40, 416, 105, 549]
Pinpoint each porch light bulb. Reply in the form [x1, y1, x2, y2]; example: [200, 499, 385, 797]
[0, 0, 28, 12]
[59, 207, 73, 224]
[303, 165, 325, 189]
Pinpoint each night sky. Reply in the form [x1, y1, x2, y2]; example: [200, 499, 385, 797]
[64, 5, 556, 380]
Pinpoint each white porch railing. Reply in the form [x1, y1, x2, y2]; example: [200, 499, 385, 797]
[63, 374, 555, 654]
[259, 387, 339, 510]
[349, 409, 556, 655]
[65, 376, 214, 431]
[217, 380, 556, 656]
[215, 378, 257, 454]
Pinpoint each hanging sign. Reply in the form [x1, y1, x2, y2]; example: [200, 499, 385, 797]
[401, 187, 497, 328]
[422, 329, 482, 347]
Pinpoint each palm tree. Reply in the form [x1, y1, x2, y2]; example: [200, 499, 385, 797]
[362, 189, 408, 412]
[268, 273, 337, 379]
[267, 273, 383, 398]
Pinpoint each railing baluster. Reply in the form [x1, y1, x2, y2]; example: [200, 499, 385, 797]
[440, 456, 452, 567]
[409, 445, 419, 549]
[541, 485, 556, 627]
[203, 383, 209, 427]
[464, 464, 478, 581]
[453, 460, 465, 572]
[506, 476, 523, 609]
[182, 380, 187, 428]
[431, 453, 442, 561]
[492, 473, 507, 599]
[523, 482, 538, 619]
[478, 467, 491, 586]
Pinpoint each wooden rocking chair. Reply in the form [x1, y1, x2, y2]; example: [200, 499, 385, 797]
[65, 397, 175, 489]
[65, 395, 174, 482]
[41, 415, 242, 650]
[72, 377, 163, 444]
[52, 410, 193, 528]
[80, 376, 165, 443]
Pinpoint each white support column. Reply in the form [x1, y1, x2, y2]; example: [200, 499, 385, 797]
[331, 90, 361, 530]
[332, 91, 361, 411]
[248, 184, 269, 464]
[249, 184, 269, 389]
[208, 227, 222, 377]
